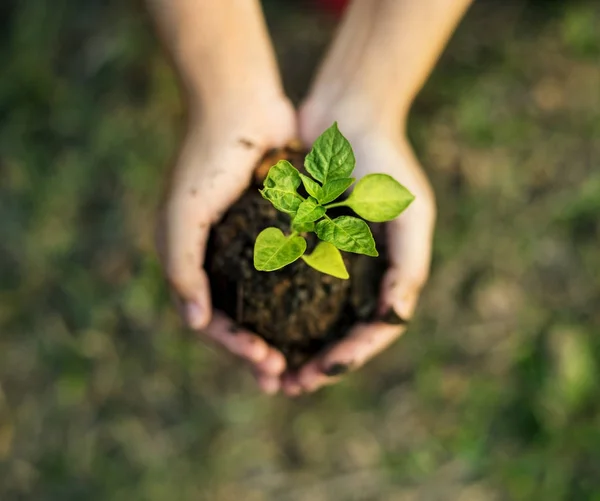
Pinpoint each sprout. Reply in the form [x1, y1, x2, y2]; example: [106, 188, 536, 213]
[254, 123, 415, 279]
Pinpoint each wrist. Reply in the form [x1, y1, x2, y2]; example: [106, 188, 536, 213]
[188, 82, 289, 124]
[185, 90, 296, 154]
[299, 89, 409, 145]
[182, 67, 286, 116]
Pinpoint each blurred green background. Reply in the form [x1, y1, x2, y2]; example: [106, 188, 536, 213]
[1, 1, 600, 499]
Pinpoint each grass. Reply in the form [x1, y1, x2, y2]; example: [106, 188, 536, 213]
[1, 1, 600, 500]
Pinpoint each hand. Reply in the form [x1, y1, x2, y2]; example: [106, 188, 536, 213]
[156, 96, 297, 393]
[282, 100, 436, 395]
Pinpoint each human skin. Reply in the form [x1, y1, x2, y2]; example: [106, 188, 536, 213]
[148, 0, 294, 391]
[285, 0, 474, 394]
[147, 0, 473, 394]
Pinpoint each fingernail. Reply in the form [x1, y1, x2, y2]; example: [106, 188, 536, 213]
[227, 323, 243, 334]
[185, 301, 204, 329]
[378, 308, 409, 325]
[322, 362, 352, 377]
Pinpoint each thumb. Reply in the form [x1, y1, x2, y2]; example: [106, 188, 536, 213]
[157, 198, 212, 330]
[379, 195, 435, 322]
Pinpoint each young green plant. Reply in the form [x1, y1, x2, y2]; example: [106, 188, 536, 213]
[253, 123, 415, 279]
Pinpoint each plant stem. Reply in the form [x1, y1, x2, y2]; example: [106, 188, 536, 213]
[323, 202, 348, 210]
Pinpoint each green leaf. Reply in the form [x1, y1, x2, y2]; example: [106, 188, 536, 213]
[320, 177, 355, 204]
[344, 174, 415, 222]
[254, 227, 307, 271]
[299, 173, 323, 200]
[302, 242, 349, 279]
[294, 197, 326, 224]
[292, 220, 315, 233]
[305, 122, 355, 183]
[260, 160, 304, 215]
[315, 216, 378, 257]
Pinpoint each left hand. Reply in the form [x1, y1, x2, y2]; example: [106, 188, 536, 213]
[281, 100, 437, 395]
[155, 94, 297, 394]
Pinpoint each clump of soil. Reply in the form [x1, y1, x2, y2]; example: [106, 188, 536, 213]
[206, 147, 387, 370]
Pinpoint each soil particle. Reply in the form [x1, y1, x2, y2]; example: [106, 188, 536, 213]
[238, 138, 255, 149]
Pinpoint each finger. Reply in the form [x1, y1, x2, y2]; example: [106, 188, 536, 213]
[379, 186, 435, 320]
[159, 144, 263, 330]
[296, 322, 405, 393]
[254, 372, 281, 395]
[203, 311, 270, 365]
[160, 198, 213, 330]
[157, 229, 197, 324]
[254, 347, 287, 376]
[281, 372, 303, 397]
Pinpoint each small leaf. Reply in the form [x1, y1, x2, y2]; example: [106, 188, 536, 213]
[344, 174, 415, 222]
[299, 173, 323, 200]
[302, 242, 349, 279]
[320, 177, 355, 204]
[305, 122, 355, 183]
[294, 197, 326, 224]
[315, 216, 378, 257]
[260, 160, 304, 215]
[292, 220, 315, 233]
[264, 160, 301, 188]
[254, 227, 307, 271]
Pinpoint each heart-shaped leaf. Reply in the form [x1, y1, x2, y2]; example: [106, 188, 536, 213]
[305, 122, 355, 183]
[294, 197, 326, 224]
[315, 216, 378, 257]
[344, 174, 415, 222]
[254, 227, 307, 271]
[302, 242, 349, 279]
[260, 160, 304, 215]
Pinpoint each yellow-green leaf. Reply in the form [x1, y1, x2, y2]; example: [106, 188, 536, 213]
[294, 197, 326, 224]
[305, 122, 355, 183]
[315, 216, 378, 257]
[254, 227, 307, 271]
[320, 177, 355, 204]
[302, 242, 349, 279]
[260, 160, 304, 215]
[292, 220, 315, 233]
[299, 173, 323, 200]
[344, 174, 415, 222]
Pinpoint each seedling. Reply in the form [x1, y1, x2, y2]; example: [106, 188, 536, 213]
[253, 123, 415, 279]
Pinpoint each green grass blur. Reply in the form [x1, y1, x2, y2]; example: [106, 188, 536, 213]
[1, 1, 600, 499]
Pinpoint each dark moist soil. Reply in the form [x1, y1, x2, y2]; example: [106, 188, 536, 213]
[206, 147, 388, 370]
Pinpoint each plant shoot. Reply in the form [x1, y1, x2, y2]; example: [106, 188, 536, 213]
[254, 123, 415, 279]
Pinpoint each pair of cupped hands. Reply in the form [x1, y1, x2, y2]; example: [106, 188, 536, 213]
[156, 94, 436, 396]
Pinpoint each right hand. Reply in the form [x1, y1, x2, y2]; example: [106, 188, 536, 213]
[281, 98, 437, 395]
[156, 95, 297, 393]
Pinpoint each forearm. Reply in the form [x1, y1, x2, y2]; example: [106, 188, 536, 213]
[147, 0, 284, 113]
[306, 0, 473, 130]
